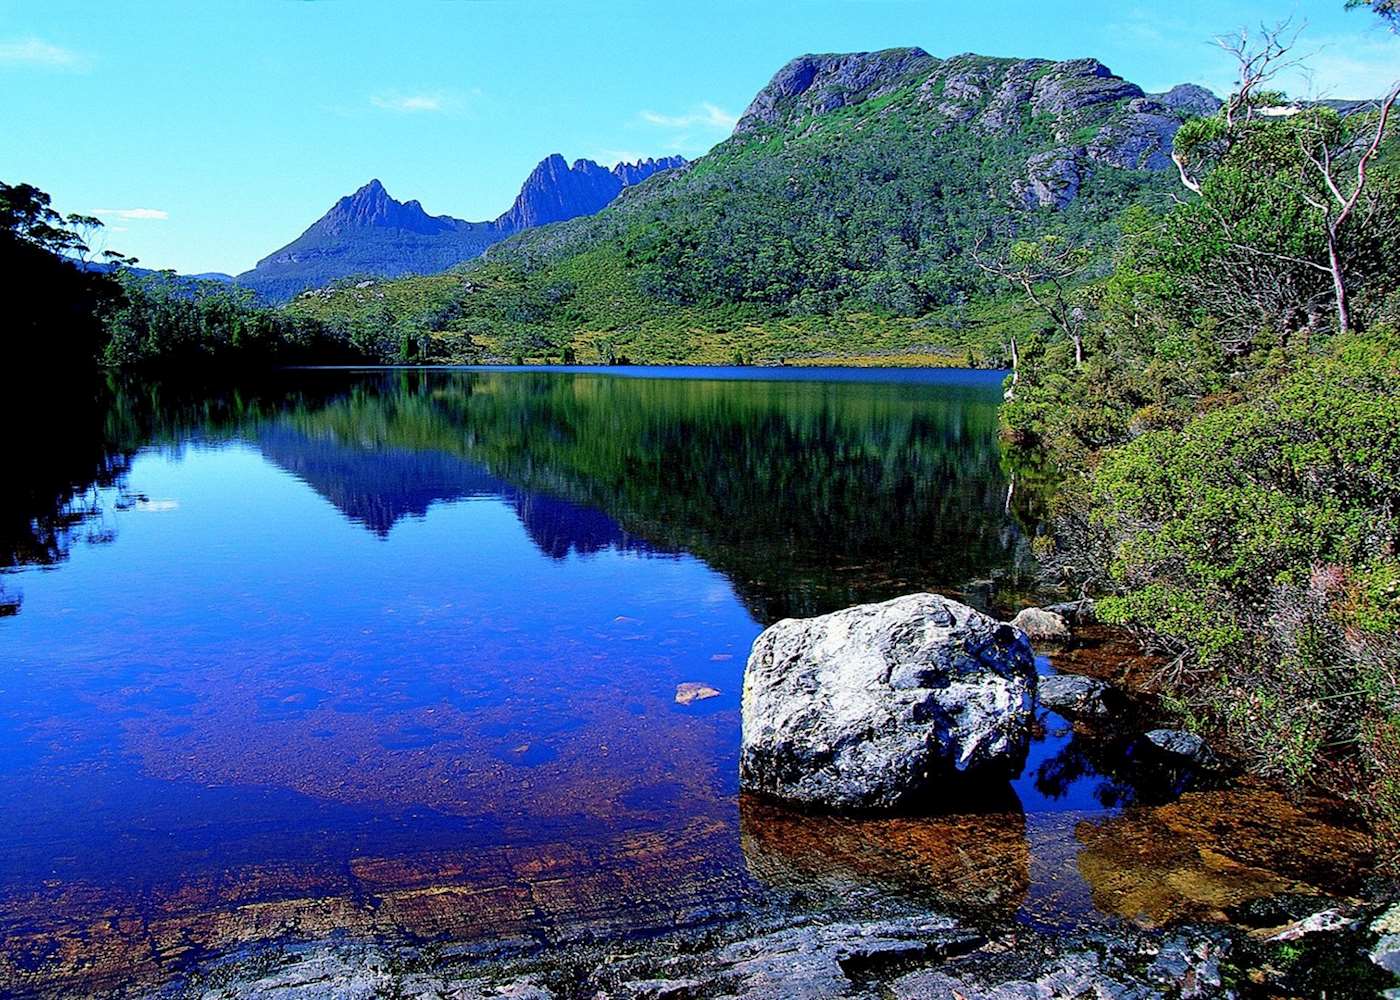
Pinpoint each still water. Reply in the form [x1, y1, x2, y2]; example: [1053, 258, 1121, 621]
[0, 367, 1372, 994]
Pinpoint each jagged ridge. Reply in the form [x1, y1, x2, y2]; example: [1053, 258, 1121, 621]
[237, 155, 685, 302]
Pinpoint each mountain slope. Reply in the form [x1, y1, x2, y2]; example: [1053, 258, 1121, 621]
[238, 156, 684, 302]
[288, 48, 1221, 364]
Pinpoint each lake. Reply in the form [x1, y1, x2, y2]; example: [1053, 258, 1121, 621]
[0, 367, 1373, 995]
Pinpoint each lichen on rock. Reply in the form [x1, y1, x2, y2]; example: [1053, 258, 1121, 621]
[739, 593, 1036, 809]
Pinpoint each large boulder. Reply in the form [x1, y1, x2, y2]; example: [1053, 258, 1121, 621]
[740, 593, 1037, 809]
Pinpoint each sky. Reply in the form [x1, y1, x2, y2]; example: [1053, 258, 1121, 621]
[3, 0, 1396, 275]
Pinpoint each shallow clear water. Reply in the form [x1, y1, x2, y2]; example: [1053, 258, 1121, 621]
[0, 367, 1373, 993]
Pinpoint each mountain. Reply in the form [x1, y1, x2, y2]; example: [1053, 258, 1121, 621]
[237, 156, 685, 302]
[288, 48, 1222, 365]
[236, 180, 502, 303]
[498, 154, 685, 230]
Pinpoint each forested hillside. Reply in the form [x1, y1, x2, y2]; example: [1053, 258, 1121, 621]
[286, 49, 1216, 364]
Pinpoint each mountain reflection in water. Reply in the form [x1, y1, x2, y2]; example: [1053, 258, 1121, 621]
[0, 368, 1375, 997]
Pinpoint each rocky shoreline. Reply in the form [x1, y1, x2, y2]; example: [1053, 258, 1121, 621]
[137, 892, 1400, 999]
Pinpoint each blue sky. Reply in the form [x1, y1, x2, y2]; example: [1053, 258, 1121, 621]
[3, 0, 1395, 275]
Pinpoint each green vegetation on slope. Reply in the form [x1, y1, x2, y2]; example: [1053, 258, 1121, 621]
[285, 51, 1195, 365]
[1000, 36, 1400, 849]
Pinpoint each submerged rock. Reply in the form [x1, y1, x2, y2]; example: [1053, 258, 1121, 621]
[739, 793, 1031, 915]
[1010, 605, 1072, 644]
[1372, 903, 1400, 975]
[1038, 673, 1114, 720]
[1140, 729, 1221, 770]
[740, 593, 1036, 809]
[675, 681, 721, 705]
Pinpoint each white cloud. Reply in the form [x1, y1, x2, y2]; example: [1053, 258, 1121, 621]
[92, 208, 168, 221]
[371, 91, 448, 113]
[639, 102, 739, 130]
[1281, 35, 1400, 100]
[1109, 9, 1399, 103]
[592, 149, 650, 167]
[0, 37, 85, 69]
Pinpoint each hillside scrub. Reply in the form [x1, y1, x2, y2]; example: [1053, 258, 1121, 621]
[1004, 40, 1400, 850]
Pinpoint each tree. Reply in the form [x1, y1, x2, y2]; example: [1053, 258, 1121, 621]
[1296, 86, 1400, 333]
[1171, 20, 1304, 194]
[0, 182, 92, 256]
[1168, 17, 1400, 336]
[974, 233, 1093, 392]
[1348, 0, 1399, 29]
[0, 181, 127, 372]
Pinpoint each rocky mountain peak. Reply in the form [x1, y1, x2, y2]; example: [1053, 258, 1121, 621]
[736, 47, 939, 132]
[1153, 83, 1224, 118]
[612, 155, 688, 186]
[726, 47, 1225, 215]
[496, 154, 686, 231]
[315, 179, 461, 237]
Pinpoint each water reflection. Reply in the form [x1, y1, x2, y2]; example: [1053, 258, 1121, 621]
[740, 793, 1030, 917]
[1075, 785, 1376, 927]
[0, 368, 1377, 997]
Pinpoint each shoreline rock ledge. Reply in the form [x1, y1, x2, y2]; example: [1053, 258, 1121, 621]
[740, 593, 1037, 809]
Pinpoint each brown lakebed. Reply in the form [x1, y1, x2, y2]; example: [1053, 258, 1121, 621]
[0, 368, 1380, 997]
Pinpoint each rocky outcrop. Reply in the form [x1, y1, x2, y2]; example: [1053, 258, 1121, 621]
[736, 47, 938, 132]
[1038, 673, 1114, 719]
[1154, 82, 1225, 118]
[1087, 97, 1184, 170]
[496, 154, 685, 231]
[892, 936, 1228, 1000]
[914, 55, 1221, 208]
[740, 593, 1036, 809]
[675, 916, 979, 999]
[1014, 148, 1085, 209]
[137, 901, 1400, 1000]
[1029, 58, 1144, 117]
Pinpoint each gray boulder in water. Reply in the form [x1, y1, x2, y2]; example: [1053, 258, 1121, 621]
[1010, 605, 1072, 643]
[1038, 674, 1114, 719]
[740, 593, 1037, 809]
[1141, 729, 1221, 769]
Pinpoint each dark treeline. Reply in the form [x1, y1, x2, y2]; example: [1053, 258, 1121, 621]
[0, 181, 365, 376]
